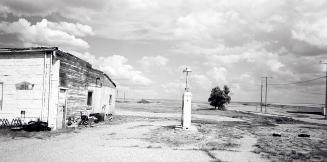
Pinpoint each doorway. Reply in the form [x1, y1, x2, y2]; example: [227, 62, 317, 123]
[57, 89, 67, 129]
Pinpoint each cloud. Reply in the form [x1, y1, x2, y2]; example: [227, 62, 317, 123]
[0, 18, 92, 50]
[191, 74, 212, 90]
[68, 51, 97, 65]
[206, 67, 228, 85]
[140, 55, 168, 68]
[0, 0, 107, 20]
[292, 18, 327, 49]
[0, 5, 10, 18]
[47, 21, 94, 37]
[0, 0, 327, 103]
[99, 55, 152, 85]
[72, 51, 152, 86]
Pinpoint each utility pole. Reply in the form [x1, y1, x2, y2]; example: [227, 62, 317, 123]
[124, 91, 126, 102]
[325, 65, 327, 119]
[320, 62, 327, 119]
[265, 77, 268, 113]
[262, 76, 272, 113]
[260, 79, 263, 112]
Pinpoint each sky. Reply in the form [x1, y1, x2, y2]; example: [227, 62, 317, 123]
[0, 0, 326, 104]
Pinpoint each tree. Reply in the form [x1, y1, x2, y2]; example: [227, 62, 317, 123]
[208, 85, 231, 110]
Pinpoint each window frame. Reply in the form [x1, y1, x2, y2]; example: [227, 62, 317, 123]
[96, 78, 102, 87]
[15, 81, 34, 90]
[109, 94, 112, 105]
[87, 91, 93, 106]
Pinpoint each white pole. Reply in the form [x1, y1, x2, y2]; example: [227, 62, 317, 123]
[182, 67, 192, 129]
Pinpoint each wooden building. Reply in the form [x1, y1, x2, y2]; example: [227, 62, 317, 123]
[0, 47, 116, 130]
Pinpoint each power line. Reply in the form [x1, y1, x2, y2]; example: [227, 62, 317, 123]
[306, 92, 325, 95]
[268, 76, 326, 86]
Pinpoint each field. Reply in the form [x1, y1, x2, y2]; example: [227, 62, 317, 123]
[0, 99, 327, 162]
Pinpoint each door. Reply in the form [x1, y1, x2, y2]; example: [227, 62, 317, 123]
[57, 89, 67, 129]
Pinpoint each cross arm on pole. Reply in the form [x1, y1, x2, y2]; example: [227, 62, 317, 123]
[183, 67, 192, 91]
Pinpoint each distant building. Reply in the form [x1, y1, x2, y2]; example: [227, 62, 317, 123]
[0, 47, 116, 130]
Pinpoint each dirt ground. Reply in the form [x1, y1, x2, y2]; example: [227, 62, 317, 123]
[0, 102, 327, 162]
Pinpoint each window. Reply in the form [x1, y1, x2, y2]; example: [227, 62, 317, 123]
[109, 94, 112, 105]
[96, 78, 101, 87]
[0, 83, 3, 111]
[15, 81, 34, 90]
[87, 91, 93, 106]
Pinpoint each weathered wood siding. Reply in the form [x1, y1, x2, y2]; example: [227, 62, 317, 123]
[56, 51, 116, 117]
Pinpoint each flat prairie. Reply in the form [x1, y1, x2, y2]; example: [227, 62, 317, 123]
[0, 100, 326, 162]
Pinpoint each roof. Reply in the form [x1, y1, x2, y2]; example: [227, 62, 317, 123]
[0, 47, 116, 87]
[0, 47, 58, 53]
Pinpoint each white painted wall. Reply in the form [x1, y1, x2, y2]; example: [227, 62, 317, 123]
[0, 53, 48, 121]
[87, 85, 116, 115]
[182, 92, 192, 129]
[0, 53, 60, 130]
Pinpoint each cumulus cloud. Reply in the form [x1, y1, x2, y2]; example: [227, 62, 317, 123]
[0, 18, 92, 50]
[47, 21, 94, 37]
[0, 0, 107, 20]
[191, 74, 212, 90]
[140, 55, 168, 68]
[72, 52, 152, 86]
[292, 18, 327, 49]
[68, 51, 97, 65]
[206, 67, 228, 85]
[99, 55, 152, 85]
[0, 0, 326, 102]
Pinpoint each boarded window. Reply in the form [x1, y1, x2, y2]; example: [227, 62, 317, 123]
[87, 91, 93, 106]
[109, 94, 112, 105]
[15, 81, 34, 90]
[0, 83, 3, 111]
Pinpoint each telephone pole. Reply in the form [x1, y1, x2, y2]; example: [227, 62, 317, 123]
[325, 65, 327, 119]
[124, 91, 126, 102]
[260, 79, 263, 112]
[320, 62, 327, 119]
[262, 76, 272, 113]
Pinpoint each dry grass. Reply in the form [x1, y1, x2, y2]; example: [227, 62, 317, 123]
[146, 125, 205, 147]
[139, 109, 327, 162]
[144, 119, 245, 151]
[252, 124, 327, 162]
[114, 105, 327, 162]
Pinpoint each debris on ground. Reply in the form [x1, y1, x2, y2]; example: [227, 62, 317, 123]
[89, 113, 104, 123]
[298, 134, 310, 137]
[22, 120, 51, 132]
[272, 133, 281, 137]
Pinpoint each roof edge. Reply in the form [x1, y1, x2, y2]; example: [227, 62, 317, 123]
[0, 47, 58, 53]
[0, 47, 117, 88]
